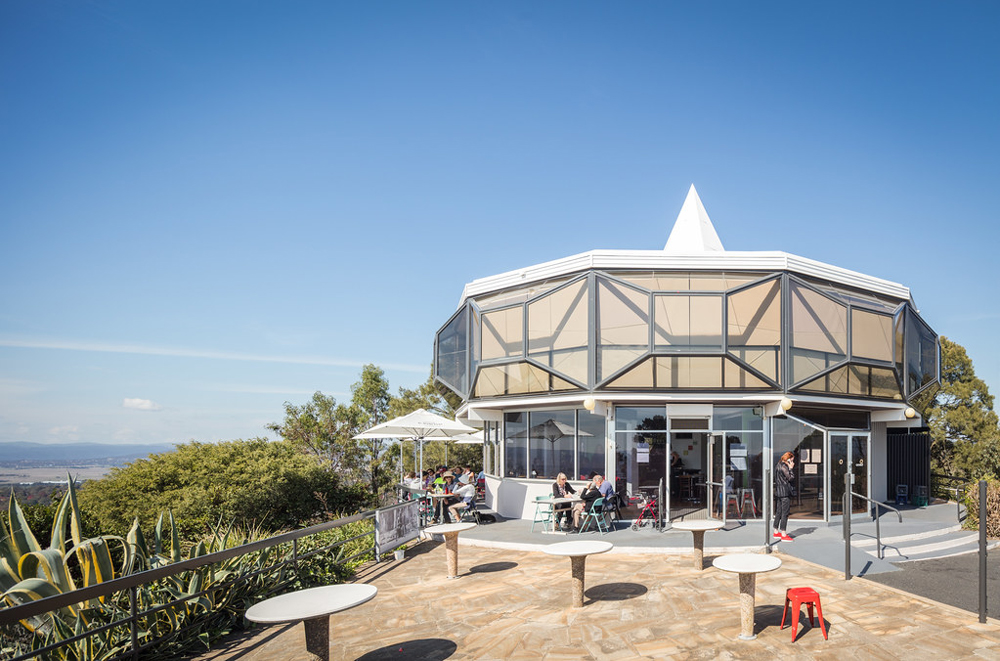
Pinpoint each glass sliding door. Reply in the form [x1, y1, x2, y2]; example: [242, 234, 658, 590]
[831, 432, 870, 516]
[773, 416, 825, 519]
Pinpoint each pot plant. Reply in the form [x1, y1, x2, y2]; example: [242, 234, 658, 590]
[393, 544, 407, 561]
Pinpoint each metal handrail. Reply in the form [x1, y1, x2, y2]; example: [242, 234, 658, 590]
[0, 510, 379, 661]
[846, 490, 902, 560]
[933, 473, 973, 522]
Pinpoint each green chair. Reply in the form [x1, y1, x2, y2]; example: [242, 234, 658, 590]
[532, 495, 554, 532]
[578, 497, 609, 535]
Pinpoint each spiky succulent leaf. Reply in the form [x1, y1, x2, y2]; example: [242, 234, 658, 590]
[6, 491, 41, 557]
[18, 548, 75, 595]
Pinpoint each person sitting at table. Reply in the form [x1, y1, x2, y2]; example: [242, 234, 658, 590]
[448, 477, 477, 522]
[572, 475, 607, 531]
[433, 472, 460, 523]
[551, 473, 577, 531]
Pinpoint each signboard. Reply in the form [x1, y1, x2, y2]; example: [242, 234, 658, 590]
[375, 501, 420, 555]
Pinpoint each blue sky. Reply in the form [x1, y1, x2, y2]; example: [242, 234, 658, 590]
[1, 2, 998, 446]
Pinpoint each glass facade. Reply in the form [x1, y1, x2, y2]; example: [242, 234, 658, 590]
[500, 408, 606, 481]
[436, 269, 937, 404]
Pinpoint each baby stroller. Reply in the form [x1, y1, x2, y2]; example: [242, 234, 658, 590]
[630, 492, 662, 531]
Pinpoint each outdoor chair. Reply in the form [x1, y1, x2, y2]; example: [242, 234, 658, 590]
[914, 485, 929, 507]
[532, 495, 554, 532]
[578, 497, 610, 535]
[603, 491, 622, 524]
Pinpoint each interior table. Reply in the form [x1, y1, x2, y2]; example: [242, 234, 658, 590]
[712, 553, 782, 640]
[542, 540, 613, 607]
[245, 583, 377, 661]
[424, 521, 477, 578]
[671, 519, 724, 570]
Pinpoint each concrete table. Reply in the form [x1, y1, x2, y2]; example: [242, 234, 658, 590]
[428, 492, 459, 522]
[543, 540, 613, 607]
[672, 519, 724, 570]
[245, 583, 376, 661]
[424, 522, 477, 578]
[712, 553, 782, 640]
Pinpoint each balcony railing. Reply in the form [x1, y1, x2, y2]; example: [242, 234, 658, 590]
[0, 510, 378, 661]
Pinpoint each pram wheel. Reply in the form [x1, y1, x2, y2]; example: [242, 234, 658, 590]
[630, 523, 639, 531]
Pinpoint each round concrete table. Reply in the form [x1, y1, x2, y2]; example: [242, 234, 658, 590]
[424, 522, 477, 578]
[245, 583, 377, 661]
[712, 553, 782, 640]
[671, 519, 724, 570]
[542, 540, 613, 608]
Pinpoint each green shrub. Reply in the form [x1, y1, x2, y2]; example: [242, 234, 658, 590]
[77, 438, 366, 538]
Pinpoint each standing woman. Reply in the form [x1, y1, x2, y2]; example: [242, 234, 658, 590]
[773, 451, 796, 542]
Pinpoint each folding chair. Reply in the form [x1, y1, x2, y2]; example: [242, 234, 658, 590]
[532, 495, 555, 532]
[578, 497, 610, 535]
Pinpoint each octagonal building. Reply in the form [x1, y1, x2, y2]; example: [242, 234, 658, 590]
[434, 186, 939, 525]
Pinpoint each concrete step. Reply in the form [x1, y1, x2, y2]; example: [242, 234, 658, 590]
[851, 527, 1000, 563]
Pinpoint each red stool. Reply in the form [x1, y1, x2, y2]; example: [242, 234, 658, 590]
[781, 587, 828, 642]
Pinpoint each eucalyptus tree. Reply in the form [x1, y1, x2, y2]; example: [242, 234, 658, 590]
[921, 336, 1000, 478]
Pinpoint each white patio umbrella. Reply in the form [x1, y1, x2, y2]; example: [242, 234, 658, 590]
[354, 408, 477, 478]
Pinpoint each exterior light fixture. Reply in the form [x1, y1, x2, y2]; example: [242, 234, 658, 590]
[780, 397, 793, 412]
[583, 397, 596, 411]
[904, 407, 917, 419]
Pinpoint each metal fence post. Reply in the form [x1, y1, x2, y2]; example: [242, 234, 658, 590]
[129, 585, 139, 660]
[980, 480, 987, 624]
[844, 472, 852, 581]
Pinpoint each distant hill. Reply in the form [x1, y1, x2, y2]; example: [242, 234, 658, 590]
[0, 442, 174, 463]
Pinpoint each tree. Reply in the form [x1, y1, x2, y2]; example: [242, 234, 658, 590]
[266, 391, 360, 477]
[349, 364, 393, 503]
[77, 438, 363, 537]
[923, 336, 1000, 478]
[387, 366, 460, 419]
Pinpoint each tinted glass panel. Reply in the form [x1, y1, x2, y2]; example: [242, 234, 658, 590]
[772, 417, 824, 519]
[597, 277, 649, 381]
[503, 412, 527, 478]
[727, 279, 781, 383]
[527, 278, 589, 384]
[474, 276, 571, 311]
[653, 295, 723, 350]
[473, 363, 578, 397]
[852, 309, 893, 362]
[714, 406, 764, 431]
[436, 307, 468, 394]
[481, 306, 523, 361]
[527, 410, 575, 480]
[578, 409, 606, 479]
[790, 281, 847, 384]
[615, 271, 764, 292]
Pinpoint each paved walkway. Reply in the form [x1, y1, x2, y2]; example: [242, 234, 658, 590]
[196, 538, 1000, 660]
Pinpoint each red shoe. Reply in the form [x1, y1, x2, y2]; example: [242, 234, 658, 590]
[780, 533, 794, 542]
[773, 532, 783, 539]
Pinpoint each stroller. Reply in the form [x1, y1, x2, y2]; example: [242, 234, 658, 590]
[630, 491, 662, 531]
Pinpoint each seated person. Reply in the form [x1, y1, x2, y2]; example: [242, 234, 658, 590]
[433, 472, 460, 522]
[573, 474, 608, 530]
[551, 473, 577, 531]
[448, 478, 477, 522]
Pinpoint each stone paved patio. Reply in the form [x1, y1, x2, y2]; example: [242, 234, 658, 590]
[195, 540, 1000, 660]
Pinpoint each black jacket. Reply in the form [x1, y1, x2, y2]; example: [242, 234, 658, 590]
[774, 461, 795, 498]
[552, 481, 576, 499]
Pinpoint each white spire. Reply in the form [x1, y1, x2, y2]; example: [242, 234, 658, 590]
[663, 184, 725, 253]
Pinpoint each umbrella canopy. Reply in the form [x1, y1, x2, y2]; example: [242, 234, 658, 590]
[354, 409, 477, 477]
[452, 430, 484, 445]
[355, 408, 476, 440]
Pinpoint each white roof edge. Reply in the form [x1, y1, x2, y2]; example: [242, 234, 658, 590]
[455, 392, 907, 421]
[457, 249, 911, 307]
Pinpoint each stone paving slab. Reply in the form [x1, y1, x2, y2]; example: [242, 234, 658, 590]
[195, 538, 1000, 661]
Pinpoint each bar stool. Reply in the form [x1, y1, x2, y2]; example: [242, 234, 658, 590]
[781, 587, 828, 642]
